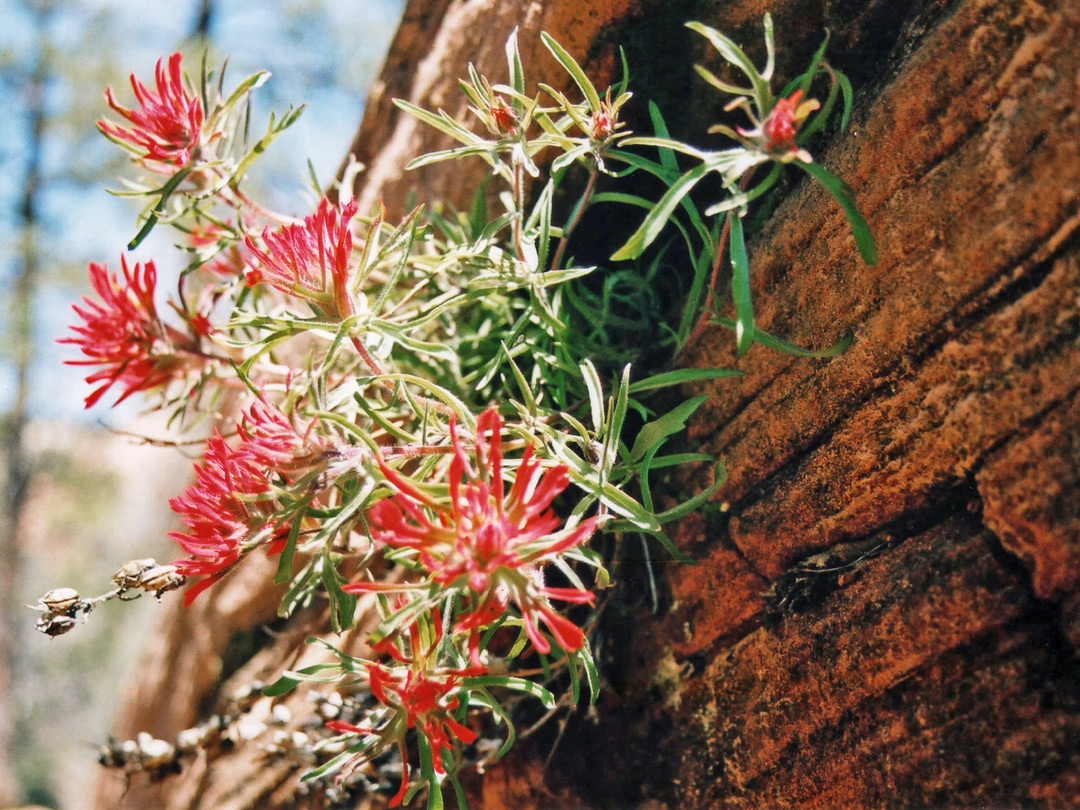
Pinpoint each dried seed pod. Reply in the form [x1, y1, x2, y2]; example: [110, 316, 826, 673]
[137, 732, 176, 768]
[39, 587, 81, 614]
[36, 612, 77, 637]
[175, 726, 206, 752]
[136, 564, 186, 596]
[113, 558, 157, 589]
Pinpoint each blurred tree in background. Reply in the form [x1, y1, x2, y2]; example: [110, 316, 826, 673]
[0, 1, 403, 806]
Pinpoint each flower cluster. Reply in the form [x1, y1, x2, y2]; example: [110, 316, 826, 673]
[245, 197, 360, 318]
[326, 607, 483, 806]
[51, 23, 872, 806]
[169, 399, 318, 604]
[355, 408, 599, 661]
[98, 53, 208, 167]
[59, 257, 202, 408]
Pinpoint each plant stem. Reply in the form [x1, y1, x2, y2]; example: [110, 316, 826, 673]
[350, 334, 384, 377]
[675, 169, 756, 362]
[549, 165, 598, 272]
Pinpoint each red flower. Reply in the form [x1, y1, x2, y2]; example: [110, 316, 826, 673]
[168, 430, 266, 603]
[327, 663, 478, 807]
[98, 53, 205, 167]
[758, 89, 819, 157]
[60, 257, 190, 408]
[351, 408, 599, 660]
[489, 97, 517, 134]
[588, 101, 617, 140]
[170, 399, 317, 604]
[244, 198, 359, 318]
[325, 604, 483, 807]
[237, 398, 317, 473]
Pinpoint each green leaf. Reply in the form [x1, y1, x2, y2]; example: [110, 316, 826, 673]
[646, 452, 715, 469]
[303, 737, 381, 781]
[273, 516, 304, 585]
[278, 559, 318, 618]
[263, 672, 303, 697]
[655, 458, 728, 524]
[729, 212, 755, 357]
[221, 70, 271, 111]
[501, 342, 537, 418]
[321, 552, 358, 634]
[534, 179, 554, 273]
[647, 101, 680, 172]
[796, 160, 877, 265]
[127, 165, 192, 249]
[797, 31, 831, 99]
[628, 367, 742, 394]
[628, 395, 709, 464]
[611, 162, 712, 260]
[405, 145, 496, 170]
[262, 663, 345, 697]
[603, 364, 631, 465]
[394, 98, 481, 145]
[580, 359, 604, 434]
[692, 63, 753, 99]
[686, 21, 771, 111]
[702, 162, 781, 216]
[620, 135, 711, 161]
[541, 32, 602, 111]
[711, 316, 854, 358]
[506, 28, 525, 98]
[464, 676, 557, 709]
[229, 104, 305, 187]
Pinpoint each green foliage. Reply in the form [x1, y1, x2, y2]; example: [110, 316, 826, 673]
[67, 15, 876, 808]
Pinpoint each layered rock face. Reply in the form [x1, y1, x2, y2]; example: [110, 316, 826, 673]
[94, 0, 1080, 807]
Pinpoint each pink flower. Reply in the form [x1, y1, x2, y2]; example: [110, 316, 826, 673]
[350, 408, 599, 660]
[244, 198, 359, 318]
[168, 430, 267, 603]
[170, 399, 317, 604]
[98, 53, 205, 167]
[237, 398, 315, 472]
[325, 605, 483, 806]
[745, 89, 820, 159]
[489, 97, 518, 134]
[60, 257, 191, 408]
[327, 666, 476, 807]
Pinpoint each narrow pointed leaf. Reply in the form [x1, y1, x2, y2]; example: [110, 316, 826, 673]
[729, 212, 755, 357]
[796, 160, 877, 265]
[541, 32, 602, 111]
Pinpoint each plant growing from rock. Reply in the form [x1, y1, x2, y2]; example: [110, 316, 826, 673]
[39, 17, 874, 807]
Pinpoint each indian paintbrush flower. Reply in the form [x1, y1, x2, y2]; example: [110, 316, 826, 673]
[325, 606, 483, 807]
[732, 88, 820, 162]
[98, 53, 208, 167]
[349, 407, 600, 662]
[60, 257, 202, 408]
[244, 197, 359, 319]
[169, 399, 319, 603]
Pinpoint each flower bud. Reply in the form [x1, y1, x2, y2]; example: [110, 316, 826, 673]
[489, 97, 517, 134]
[40, 588, 81, 614]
